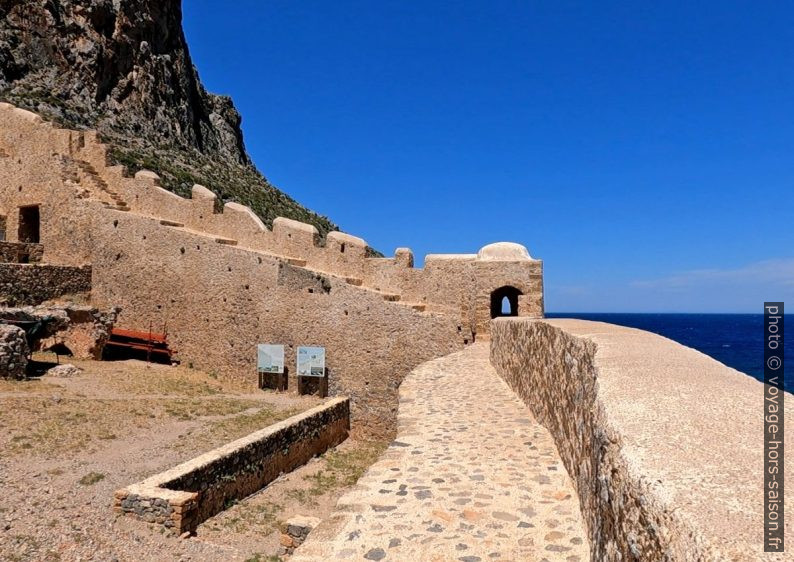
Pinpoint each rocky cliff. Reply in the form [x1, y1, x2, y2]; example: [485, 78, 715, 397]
[0, 0, 338, 237]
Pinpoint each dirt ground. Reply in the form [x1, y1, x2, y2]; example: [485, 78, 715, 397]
[0, 356, 385, 561]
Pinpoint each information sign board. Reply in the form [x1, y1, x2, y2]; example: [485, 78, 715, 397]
[297, 346, 325, 377]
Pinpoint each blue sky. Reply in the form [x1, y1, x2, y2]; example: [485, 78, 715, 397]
[183, 1, 793, 312]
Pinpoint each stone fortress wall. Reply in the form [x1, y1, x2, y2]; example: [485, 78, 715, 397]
[0, 102, 543, 436]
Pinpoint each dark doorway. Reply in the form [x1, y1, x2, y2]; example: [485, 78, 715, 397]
[490, 286, 522, 319]
[18, 205, 40, 243]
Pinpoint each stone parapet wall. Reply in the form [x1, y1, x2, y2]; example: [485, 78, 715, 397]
[0, 264, 91, 306]
[0, 241, 43, 263]
[115, 397, 350, 534]
[0, 324, 28, 379]
[490, 318, 792, 561]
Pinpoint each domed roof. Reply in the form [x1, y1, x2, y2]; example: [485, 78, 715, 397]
[477, 242, 532, 261]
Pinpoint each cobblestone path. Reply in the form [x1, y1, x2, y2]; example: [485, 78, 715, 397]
[293, 343, 589, 561]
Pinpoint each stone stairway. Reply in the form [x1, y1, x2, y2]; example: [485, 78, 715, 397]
[61, 156, 130, 211]
[292, 344, 589, 561]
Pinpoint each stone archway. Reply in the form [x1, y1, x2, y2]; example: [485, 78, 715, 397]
[490, 286, 522, 319]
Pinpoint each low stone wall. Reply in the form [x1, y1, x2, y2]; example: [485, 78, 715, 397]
[0, 324, 28, 379]
[0, 264, 91, 306]
[0, 241, 43, 263]
[490, 318, 792, 561]
[114, 397, 350, 534]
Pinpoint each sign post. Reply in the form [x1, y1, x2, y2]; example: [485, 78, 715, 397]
[297, 346, 327, 397]
[257, 344, 286, 391]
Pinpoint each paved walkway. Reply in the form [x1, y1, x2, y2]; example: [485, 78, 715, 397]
[293, 344, 589, 561]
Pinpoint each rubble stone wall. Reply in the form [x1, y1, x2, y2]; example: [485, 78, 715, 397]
[115, 397, 350, 534]
[0, 264, 91, 306]
[0, 241, 43, 263]
[0, 324, 28, 379]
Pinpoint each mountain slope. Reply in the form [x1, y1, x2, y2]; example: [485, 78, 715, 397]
[0, 0, 338, 237]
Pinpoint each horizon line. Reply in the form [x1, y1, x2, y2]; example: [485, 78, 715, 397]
[546, 311, 790, 315]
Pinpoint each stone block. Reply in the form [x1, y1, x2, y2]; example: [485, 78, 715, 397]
[279, 515, 321, 555]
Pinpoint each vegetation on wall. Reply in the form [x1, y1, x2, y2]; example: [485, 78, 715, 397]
[106, 144, 337, 237]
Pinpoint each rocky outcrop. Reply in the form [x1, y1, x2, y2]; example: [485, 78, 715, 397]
[0, 0, 338, 237]
[34, 304, 119, 359]
[0, 304, 119, 360]
[0, 0, 244, 162]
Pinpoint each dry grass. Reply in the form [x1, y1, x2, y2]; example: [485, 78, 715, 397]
[74, 360, 246, 397]
[160, 397, 262, 421]
[217, 501, 283, 534]
[0, 378, 63, 394]
[0, 396, 283, 458]
[244, 554, 283, 562]
[0, 358, 341, 562]
[174, 405, 300, 451]
[1, 397, 153, 456]
[199, 439, 388, 556]
[286, 440, 387, 506]
[78, 472, 105, 486]
[0, 359, 307, 459]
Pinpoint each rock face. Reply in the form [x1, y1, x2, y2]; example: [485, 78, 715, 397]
[0, 0, 245, 162]
[0, 0, 338, 237]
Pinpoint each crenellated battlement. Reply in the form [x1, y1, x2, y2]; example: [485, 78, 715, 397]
[0, 101, 543, 345]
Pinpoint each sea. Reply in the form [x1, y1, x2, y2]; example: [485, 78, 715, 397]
[546, 313, 792, 393]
